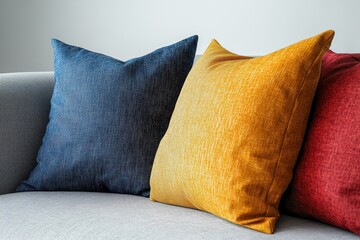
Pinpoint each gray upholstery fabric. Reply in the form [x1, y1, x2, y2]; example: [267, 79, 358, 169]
[0, 192, 358, 240]
[0, 72, 54, 194]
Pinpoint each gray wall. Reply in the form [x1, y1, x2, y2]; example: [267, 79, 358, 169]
[1, 0, 360, 73]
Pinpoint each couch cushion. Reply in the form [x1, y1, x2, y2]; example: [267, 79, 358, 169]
[284, 50, 360, 235]
[0, 192, 357, 240]
[17, 36, 198, 196]
[0, 72, 54, 195]
[150, 30, 334, 234]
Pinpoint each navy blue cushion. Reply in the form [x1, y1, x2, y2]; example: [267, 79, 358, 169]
[17, 36, 198, 196]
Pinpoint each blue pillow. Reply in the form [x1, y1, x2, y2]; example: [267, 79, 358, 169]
[17, 36, 198, 196]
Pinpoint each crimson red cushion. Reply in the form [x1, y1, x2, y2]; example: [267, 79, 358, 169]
[284, 50, 360, 235]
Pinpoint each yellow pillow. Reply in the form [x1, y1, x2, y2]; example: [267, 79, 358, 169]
[150, 30, 334, 234]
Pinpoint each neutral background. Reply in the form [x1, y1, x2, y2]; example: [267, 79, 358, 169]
[1, 0, 359, 73]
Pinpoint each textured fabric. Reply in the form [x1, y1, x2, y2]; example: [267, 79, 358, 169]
[17, 36, 198, 196]
[0, 192, 358, 240]
[0, 72, 54, 195]
[284, 50, 360, 235]
[150, 30, 334, 234]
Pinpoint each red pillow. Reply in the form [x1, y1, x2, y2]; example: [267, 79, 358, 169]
[284, 50, 360, 235]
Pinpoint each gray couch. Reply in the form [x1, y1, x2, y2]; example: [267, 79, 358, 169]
[0, 72, 358, 240]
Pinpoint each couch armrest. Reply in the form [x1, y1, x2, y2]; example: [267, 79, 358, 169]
[0, 72, 54, 195]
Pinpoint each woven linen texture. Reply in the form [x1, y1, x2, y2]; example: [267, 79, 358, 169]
[285, 50, 360, 235]
[17, 36, 198, 196]
[150, 31, 334, 234]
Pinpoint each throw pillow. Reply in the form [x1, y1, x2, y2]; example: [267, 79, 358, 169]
[150, 30, 334, 234]
[284, 50, 360, 235]
[17, 36, 198, 196]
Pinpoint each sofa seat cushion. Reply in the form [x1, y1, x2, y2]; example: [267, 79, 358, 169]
[0, 192, 358, 240]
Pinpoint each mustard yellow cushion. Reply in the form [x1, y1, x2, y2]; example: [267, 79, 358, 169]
[150, 30, 334, 234]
